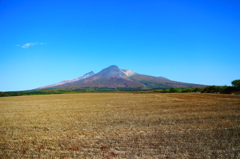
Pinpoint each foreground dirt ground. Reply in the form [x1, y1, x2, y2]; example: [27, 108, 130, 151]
[0, 93, 239, 158]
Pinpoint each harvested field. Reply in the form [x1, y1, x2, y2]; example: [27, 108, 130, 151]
[0, 93, 240, 158]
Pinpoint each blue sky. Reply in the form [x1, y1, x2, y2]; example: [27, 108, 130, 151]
[1, 0, 240, 91]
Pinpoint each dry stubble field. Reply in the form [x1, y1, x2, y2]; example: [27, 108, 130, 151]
[0, 93, 240, 158]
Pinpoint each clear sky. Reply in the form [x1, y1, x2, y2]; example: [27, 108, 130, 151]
[1, 0, 240, 91]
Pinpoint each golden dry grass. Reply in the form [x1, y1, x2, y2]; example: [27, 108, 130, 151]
[0, 93, 240, 158]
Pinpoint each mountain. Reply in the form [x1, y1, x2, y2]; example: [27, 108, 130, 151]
[36, 65, 205, 90]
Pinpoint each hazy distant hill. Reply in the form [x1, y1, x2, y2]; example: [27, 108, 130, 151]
[36, 65, 205, 90]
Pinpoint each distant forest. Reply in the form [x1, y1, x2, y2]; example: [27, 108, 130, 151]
[153, 85, 239, 94]
[1, 81, 240, 97]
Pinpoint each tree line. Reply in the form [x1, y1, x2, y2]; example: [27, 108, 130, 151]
[154, 79, 240, 94]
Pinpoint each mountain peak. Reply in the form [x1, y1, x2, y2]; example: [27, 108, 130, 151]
[106, 65, 119, 69]
[82, 71, 95, 78]
[83, 71, 95, 76]
[97, 65, 125, 78]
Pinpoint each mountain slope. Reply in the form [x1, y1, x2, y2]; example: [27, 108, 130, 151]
[38, 71, 95, 89]
[36, 65, 206, 90]
[129, 74, 202, 88]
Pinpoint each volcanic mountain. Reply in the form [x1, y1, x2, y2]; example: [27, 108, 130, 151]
[37, 65, 205, 90]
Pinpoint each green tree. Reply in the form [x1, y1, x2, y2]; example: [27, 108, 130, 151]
[169, 87, 182, 93]
[232, 79, 240, 87]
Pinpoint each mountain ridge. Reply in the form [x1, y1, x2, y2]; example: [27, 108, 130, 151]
[38, 71, 95, 89]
